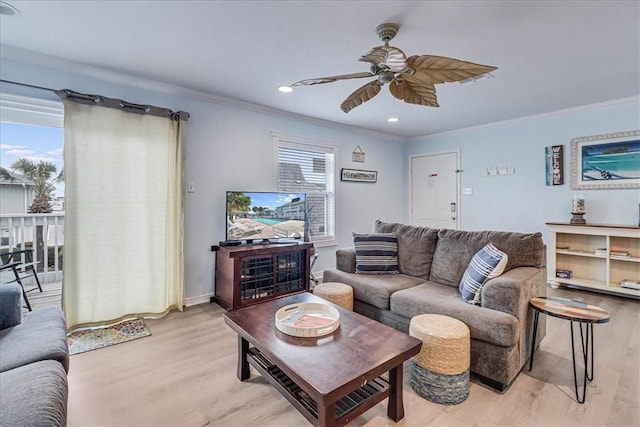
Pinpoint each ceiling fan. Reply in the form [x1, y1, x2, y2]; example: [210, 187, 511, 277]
[285, 23, 497, 113]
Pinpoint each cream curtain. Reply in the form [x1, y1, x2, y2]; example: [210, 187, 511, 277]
[61, 100, 185, 329]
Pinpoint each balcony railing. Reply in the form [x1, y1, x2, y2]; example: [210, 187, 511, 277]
[0, 213, 65, 283]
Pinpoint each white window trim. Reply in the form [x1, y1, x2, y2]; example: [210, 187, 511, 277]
[272, 131, 338, 248]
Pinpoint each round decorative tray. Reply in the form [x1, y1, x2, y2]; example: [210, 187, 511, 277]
[275, 302, 340, 338]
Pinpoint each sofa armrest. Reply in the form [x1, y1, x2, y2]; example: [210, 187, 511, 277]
[336, 248, 356, 273]
[481, 267, 547, 320]
[0, 283, 23, 329]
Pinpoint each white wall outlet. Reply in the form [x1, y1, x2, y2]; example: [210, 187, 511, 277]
[187, 181, 195, 193]
[463, 187, 473, 195]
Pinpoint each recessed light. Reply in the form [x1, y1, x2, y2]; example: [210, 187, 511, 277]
[387, 117, 399, 123]
[278, 85, 293, 93]
[0, 1, 21, 16]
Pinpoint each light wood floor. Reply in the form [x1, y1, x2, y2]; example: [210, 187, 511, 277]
[54, 286, 638, 426]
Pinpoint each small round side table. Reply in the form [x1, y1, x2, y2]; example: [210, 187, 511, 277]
[528, 296, 610, 404]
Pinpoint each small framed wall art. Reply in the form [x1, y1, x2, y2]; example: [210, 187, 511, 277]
[545, 145, 564, 185]
[341, 168, 377, 183]
[352, 145, 365, 163]
[570, 130, 640, 190]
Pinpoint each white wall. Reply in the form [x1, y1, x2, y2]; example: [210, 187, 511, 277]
[3, 55, 637, 304]
[183, 101, 407, 303]
[0, 57, 407, 304]
[406, 98, 640, 249]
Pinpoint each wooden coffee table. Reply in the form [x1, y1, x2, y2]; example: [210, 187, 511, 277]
[224, 292, 422, 427]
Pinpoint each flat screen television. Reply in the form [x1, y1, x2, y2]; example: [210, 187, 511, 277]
[226, 191, 307, 242]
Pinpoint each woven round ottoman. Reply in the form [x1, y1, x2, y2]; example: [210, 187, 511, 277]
[312, 282, 353, 310]
[409, 314, 470, 405]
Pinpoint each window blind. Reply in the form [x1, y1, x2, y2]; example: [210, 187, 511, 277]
[277, 140, 335, 243]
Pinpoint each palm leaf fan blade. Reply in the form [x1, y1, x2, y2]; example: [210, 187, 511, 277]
[291, 72, 374, 87]
[341, 80, 383, 113]
[405, 55, 497, 85]
[389, 80, 439, 107]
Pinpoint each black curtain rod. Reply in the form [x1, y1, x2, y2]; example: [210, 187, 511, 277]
[1, 79, 189, 121]
[0, 79, 57, 93]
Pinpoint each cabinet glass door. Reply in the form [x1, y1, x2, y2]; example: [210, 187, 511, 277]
[240, 256, 274, 303]
[275, 252, 305, 295]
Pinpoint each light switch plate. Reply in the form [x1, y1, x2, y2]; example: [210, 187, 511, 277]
[463, 187, 473, 195]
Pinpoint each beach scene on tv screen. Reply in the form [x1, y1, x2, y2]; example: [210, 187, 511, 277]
[227, 192, 306, 240]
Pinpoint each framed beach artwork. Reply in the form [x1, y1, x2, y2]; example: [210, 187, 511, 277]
[570, 130, 640, 190]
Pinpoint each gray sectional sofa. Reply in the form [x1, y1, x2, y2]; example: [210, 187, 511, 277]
[323, 220, 547, 391]
[0, 283, 69, 426]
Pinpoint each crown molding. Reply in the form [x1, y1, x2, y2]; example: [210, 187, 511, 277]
[0, 46, 405, 143]
[412, 96, 640, 140]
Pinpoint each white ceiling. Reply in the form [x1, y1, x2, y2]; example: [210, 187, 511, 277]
[1, 1, 638, 139]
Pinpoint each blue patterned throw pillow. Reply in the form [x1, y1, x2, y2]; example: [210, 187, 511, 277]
[353, 233, 399, 274]
[459, 243, 508, 304]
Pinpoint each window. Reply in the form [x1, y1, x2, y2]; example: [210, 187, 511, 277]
[274, 134, 335, 245]
[0, 93, 65, 283]
[0, 94, 65, 214]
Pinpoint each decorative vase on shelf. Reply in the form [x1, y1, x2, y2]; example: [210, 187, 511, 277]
[570, 194, 586, 224]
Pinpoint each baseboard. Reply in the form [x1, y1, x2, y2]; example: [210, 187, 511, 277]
[184, 293, 215, 307]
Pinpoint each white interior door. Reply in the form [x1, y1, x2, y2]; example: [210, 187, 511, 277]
[411, 151, 459, 229]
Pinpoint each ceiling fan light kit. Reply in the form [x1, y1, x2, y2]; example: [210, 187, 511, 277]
[287, 23, 497, 113]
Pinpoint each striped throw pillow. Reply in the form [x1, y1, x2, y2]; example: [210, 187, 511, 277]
[459, 243, 508, 304]
[353, 233, 399, 274]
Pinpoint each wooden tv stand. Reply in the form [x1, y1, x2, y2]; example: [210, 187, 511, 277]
[213, 242, 313, 310]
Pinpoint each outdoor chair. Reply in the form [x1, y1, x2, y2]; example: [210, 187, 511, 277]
[0, 262, 32, 311]
[0, 249, 43, 311]
[227, 219, 263, 238]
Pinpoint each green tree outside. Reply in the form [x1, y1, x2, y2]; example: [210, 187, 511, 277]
[4, 159, 62, 213]
[227, 192, 251, 220]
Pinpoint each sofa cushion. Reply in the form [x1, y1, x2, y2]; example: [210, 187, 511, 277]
[459, 243, 508, 304]
[322, 269, 424, 310]
[430, 229, 544, 287]
[0, 360, 68, 427]
[353, 232, 399, 274]
[390, 283, 519, 347]
[0, 307, 69, 373]
[374, 220, 439, 278]
[0, 283, 23, 330]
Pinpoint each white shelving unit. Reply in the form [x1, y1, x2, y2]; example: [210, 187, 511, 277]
[547, 222, 640, 298]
